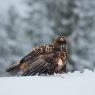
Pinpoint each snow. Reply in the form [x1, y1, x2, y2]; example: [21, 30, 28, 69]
[0, 70, 95, 95]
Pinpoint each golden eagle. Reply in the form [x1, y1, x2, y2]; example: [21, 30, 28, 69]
[6, 36, 68, 76]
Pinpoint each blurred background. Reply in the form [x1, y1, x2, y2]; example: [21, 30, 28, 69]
[0, 0, 95, 77]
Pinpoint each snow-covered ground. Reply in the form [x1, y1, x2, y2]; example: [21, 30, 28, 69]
[0, 69, 95, 95]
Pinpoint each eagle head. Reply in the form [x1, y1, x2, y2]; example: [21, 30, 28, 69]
[54, 36, 67, 48]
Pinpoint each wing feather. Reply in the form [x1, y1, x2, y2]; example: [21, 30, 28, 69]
[21, 58, 47, 76]
[21, 54, 56, 76]
[20, 47, 43, 63]
[20, 45, 53, 64]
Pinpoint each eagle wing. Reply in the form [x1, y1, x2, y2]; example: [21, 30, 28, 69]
[20, 45, 52, 64]
[20, 47, 43, 63]
[21, 53, 57, 76]
[6, 45, 52, 74]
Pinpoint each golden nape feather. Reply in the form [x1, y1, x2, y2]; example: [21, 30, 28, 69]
[6, 36, 68, 76]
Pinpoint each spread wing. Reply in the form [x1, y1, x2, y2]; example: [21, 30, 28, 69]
[21, 54, 57, 76]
